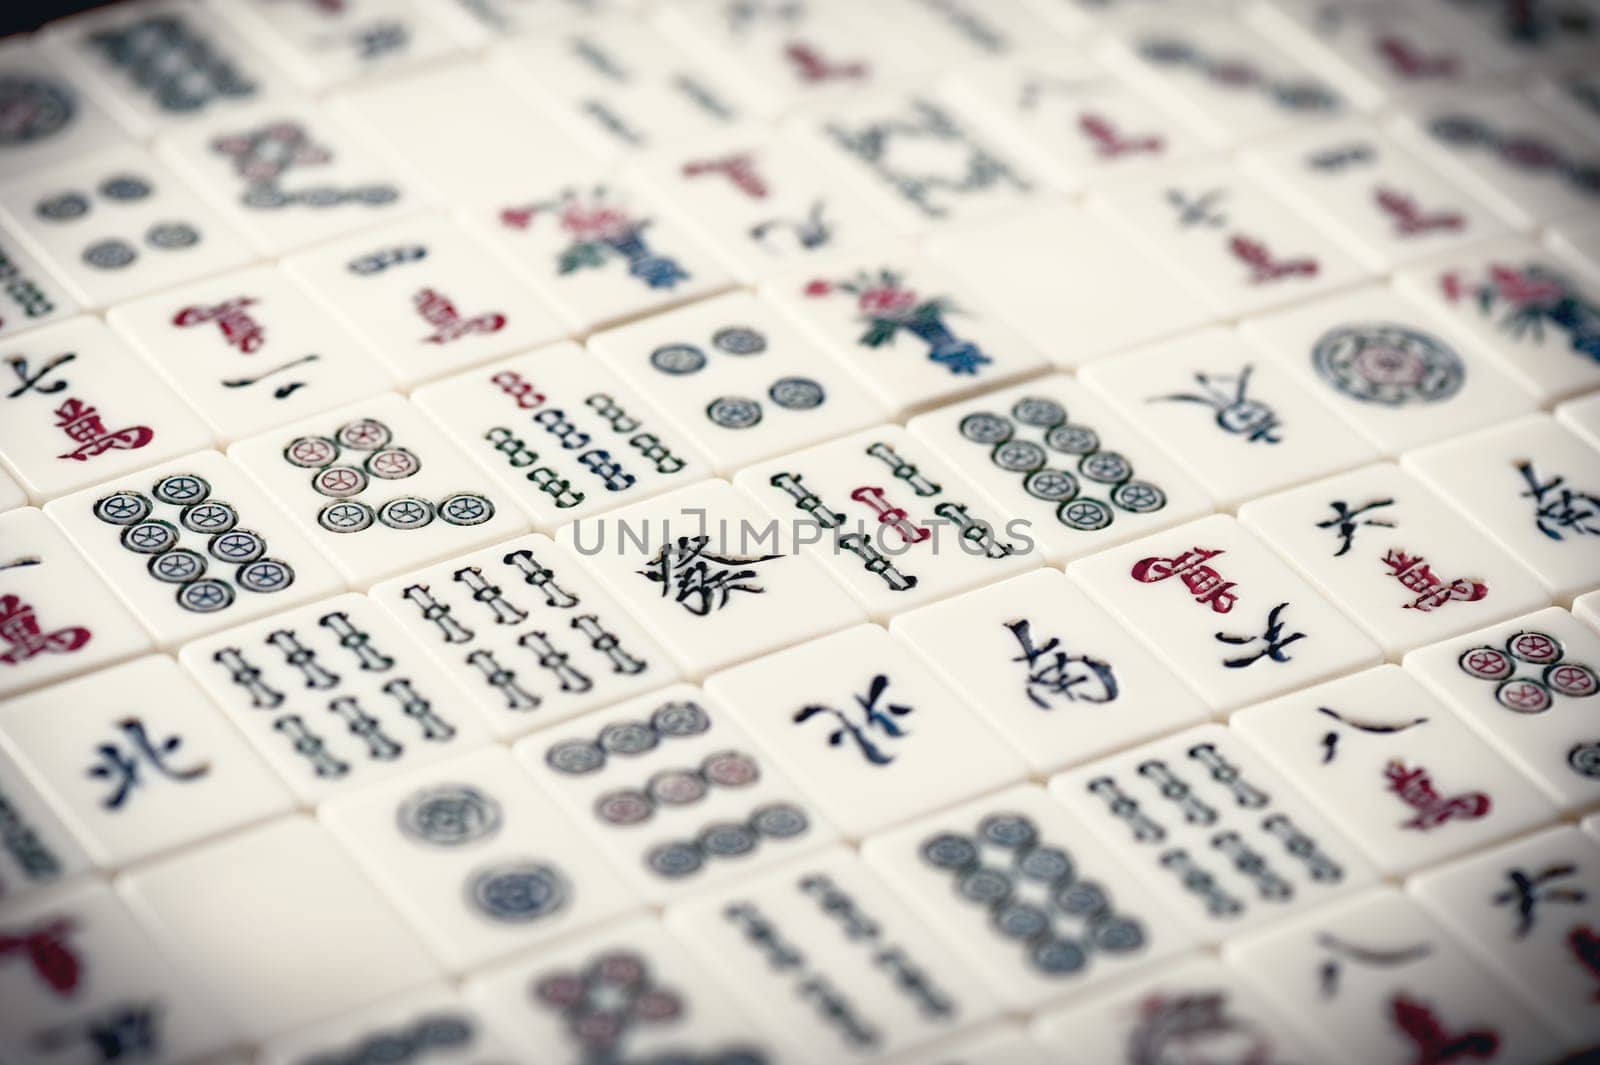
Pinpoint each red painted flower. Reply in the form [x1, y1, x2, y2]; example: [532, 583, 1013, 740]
[559, 203, 633, 242]
[1488, 263, 1564, 307]
[858, 285, 917, 317]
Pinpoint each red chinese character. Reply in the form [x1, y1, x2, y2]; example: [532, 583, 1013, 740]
[681, 153, 770, 199]
[1384, 760, 1491, 830]
[413, 288, 506, 344]
[1131, 547, 1237, 613]
[0, 918, 81, 995]
[1375, 187, 1465, 236]
[784, 41, 868, 83]
[52, 398, 153, 461]
[1079, 113, 1164, 158]
[1383, 549, 1487, 611]
[0, 594, 91, 664]
[1230, 236, 1318, 284]
[172, 296, 265, 353]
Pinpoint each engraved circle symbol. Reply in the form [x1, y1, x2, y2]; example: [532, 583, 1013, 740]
[398, 785, 503, 846]
[750, 803, 806, 838]
[1024, 469, 1078, 502]
[651, 702, 710, 736]
[1112, 481, 1166, 513]
[703, 750, 759, 787]
[83, 239, 137, 270]
[336, 419, 392, 450]
[122, 520, 179, 554]
[152, 474, 209, 505]
[177, 579, 234, 613]
[993, 440, 1047, 473]
[313, 466, 367, 498]
[546, 739, 606, 775]
[600, 721, 657, 754]
[467, 862, 568, 922]
[1080, 451, 1133, 484]
[1459, 647, 1513, 680]
[649, 343, 706, 375]
[1059, 498, 1113, 531]
[1012, 397, 1066, 428]
[366, 448, 421, 480]
[597, 791, 654, 825]
[959, 413, 1013, 445]
[36, 191, 89, 221]
[94, 491, 151, 525]
[149, 549, 206, 583]
[146, 222, 199, 250]
[768, 377, 824, 410]
[286, 436, 339, 468]
[378, 497, 434, 530]
[922, 833, 979, 870]
[699, 822, 756, 856]
[1548, 663, 1599, 698]
[707, 396, 762, 429]
[181, 501, 237, 533]
[647, 770, 706, 806]
[1046, 424, 1100, 455]
[99, 175, 151, 201]
[237, 559, 294, 593]
[1507, 632, 1561, 665]
[0, 77, 76, 144]
[648, 841, 703, 878]
[319, 501, 374, 533]
[1496, 679, 1552, 714]
[210, 529, 265, 563]
[1311, 324, 1464, 406]
[713, 326, 767, 355]
[440, 494, 494, 526]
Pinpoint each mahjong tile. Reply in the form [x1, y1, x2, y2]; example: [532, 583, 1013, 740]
[890, 569, 1210, 776]
[0, 38, 130, 179]
[429, 0, 638, 45]
[1555, 390, 1600, 452]
[1394, 238, 1600, 403]
[705, 625, 1026, 840]
[1096, 13, 1353, 146]
[921, 202, 1214, 371]
[784, 88, 1041, 235]
[590, 290, 887, 474]
[515, 684, 837, 903]
[464, 915, 776, 1065]
[331, 63, 600, 209]
[370, 533, 677, 740]
[118, 815, 441, 1041]
[0, 219, 77, 340]
[1394, 93, 1600, 228]
[1224, 887, 1563, 1065]
[881, 1023, 1050, 1065]
[0, 508, 150, 698]
[860, 784, 1194, 1012]
[107, 266, 398, 445]
[734, 426, 1041, 620]
[906, 375, 1211, 564]
[1404, 414, 1600, 601]
[412, 344, 712, 529]
[473, 177, 733, 335]
[1404, 607, 1600, 815]
[1239, 284, 1538, 455]
[211, 0, 462, 91]
[0, 468, 20, 513]
[256, 985, 515, 1065]
[319, 745, 637, 973]
[0, 316, 213, 503]
[1578, 590, 1600, 632]
[1050, 723, 1376, 941]
[1088, 164, 1370, 318]
[664, 846, 1001, 1062]
[0, 742, 89, 906]
[624, 127, 900, 282]
[490, 21, 746, 163]
[1066, 514, 1382, 713]
[178, 593, 492, 803]
[1029, 955, 1319, 1065]
[229, 394, 523, 587]
[0, 879, 237, 1065]
[556, 479, 864, 677]
[281, 214, 566, 387]
[0, 145, 252, 310]
[0, 655, 293, 869]
[1548, 213, 1600, 275]
[157, 99, 424, 256]
[879, 0, 1069, 63]
[943, 46, 1212, 194]
[1410, 825, 1600, 1051]
[1238, 463, 1548, 655]
[48, 1, 294, 138]
[763, 249, 1048, 416]
[1242, 120, 1512, 272]
[1231, 665, 1557, 876]
[1080, 327, 1378, 509]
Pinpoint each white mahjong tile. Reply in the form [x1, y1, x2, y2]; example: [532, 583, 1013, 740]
[319, 746, 637, 973]
[370, 533, 677, 740]
[0, 879, 237, 1065]
[878, 0, 1069, 63]
[705, 625, 1026, 840]
[783, 88, 1042, 235]
[1242, 120, 1513, 271]
[943, 46, 1213, 194]
[1238, 463, 1548, 655]
[881, 1022, 1050, 1065]
[1404, 607, 1600, 815]
[1555, 390, 1600, 453]
[1096, 13, 1354, 146]
[429, 0, 639, 45]
[1088, 163, 1370, 318]
[1548, 212, 1600, 275]
[490, 20, 746, 163]
[107, 266, 398, 445]
[178, 593, 493, 804]
[0, 655, 293, 870]
[0, 316, 213, 503]
[0, 467, 20, 513]
[1393, 93, 1600, 228]
[0, 508, 150, 699]
[1080, 327, 1379, 509]
[625, 126, 900, 282]
[48, 1, 296, 138]
[0, 742, 89, 906]
[1067, 514, 1382, 713]
[516, 684, 837, 904]
[1224, 887, 1564, 1065]
[257, 985, 515, 1065]
[1404, 414, 1600, 602]
[118, 815, 442, 1041]
[1578, 590, 1600, 632]
[665, 846, 1001, 1062]
[464, 915, 777, 1065]
[1231, 665, 1557, 877]
[556, 479, 864, 677]
[229, 393, 523, 588]
[0, 38, 130, 179]
[921, 202, 1214, 371]
[589, 290, 888, 475]
[157, 99, 425, 256]
[281, 214, 567, 387]
[907, 375, 1211, 565]
[0, 144, 253, 310]
[860, 784, 1195, 1012]
[1050, 724, 1377, 941]
[1409, 826, 1600, 1051]
[0, 218, 78, 340]
[412, 344, 713, 530]
[210, 0, 462, 91]
[1029, 955, 1319, 1065]
[734, 426, 1041, 620]
[1239, 284, 1539, 455]
[890, 569, 1210, 776]
[1395, 238, 1600, 403]
[472, 176, 733, 335]
[764, 248, 1049, 416]
[46, 452, 342, 649]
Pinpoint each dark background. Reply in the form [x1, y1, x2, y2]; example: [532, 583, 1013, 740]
[4, 0, 118, 38]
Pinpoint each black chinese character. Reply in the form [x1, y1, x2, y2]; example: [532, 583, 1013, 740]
[1316, 498, 1395, 557]
[794, 674, 914, 765]
[1215, 602, 1307, 668]
[85, 719, 209, 810]
[638, 535, 782, 617]
[1150, 364, 1282, 444]
[1518, 462, 1600, 540]
[1004, 618, 1118, 708]
[1493, 864, 1586, 937]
